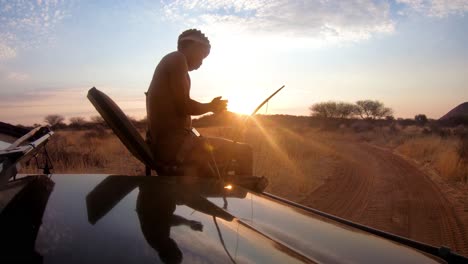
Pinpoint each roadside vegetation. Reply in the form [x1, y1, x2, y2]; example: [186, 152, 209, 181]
[17, 103, 468, 187]
[19, 113, 337, 200]
[308, 100, 468, 183]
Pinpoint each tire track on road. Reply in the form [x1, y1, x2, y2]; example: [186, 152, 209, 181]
[303, 140, 468, 255]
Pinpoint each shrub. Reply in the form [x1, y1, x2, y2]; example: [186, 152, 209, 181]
[458, 135, 468, 162]
[415, 114, 428, 126]
[351, 120, 373, 133]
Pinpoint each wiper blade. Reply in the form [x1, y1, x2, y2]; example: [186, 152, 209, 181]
[0, 127, 53, 186]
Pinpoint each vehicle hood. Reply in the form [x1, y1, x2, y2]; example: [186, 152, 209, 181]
[19, 174, 445, 263]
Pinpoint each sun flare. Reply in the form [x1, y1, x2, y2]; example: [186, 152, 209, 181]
[228, 100, 255, 115]
[226, 94, 262, 115]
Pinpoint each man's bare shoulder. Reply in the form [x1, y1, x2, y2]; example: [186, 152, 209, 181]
[159, 51, 187, 70]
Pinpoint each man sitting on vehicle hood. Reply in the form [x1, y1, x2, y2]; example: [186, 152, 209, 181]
[146, 29, 252, 178]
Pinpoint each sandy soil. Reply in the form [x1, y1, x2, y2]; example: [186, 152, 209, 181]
[303, 139, 468, 255]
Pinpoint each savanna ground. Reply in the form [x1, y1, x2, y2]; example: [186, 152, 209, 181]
[20, 116, 468, 255]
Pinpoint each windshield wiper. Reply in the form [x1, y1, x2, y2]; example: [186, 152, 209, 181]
[0, 126, 53, 187]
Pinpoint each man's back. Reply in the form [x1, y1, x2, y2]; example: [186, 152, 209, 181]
[146, 51, 192, 161]
[145, 29, 233, 171]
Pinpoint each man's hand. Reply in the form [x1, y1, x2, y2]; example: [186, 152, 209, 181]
[210, 96, 228, 113]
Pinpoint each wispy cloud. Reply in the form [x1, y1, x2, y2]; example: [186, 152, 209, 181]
[0, 41, 16, 60]
[0, 86, 146, 125]
[6, 71, 29, 81]
[397, 0, 468, 17]
[0, 0, 70, 58]
[162, 0, 395, 44]
[162, 0, 468, 46]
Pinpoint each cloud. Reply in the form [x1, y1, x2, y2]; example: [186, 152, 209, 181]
[0, 65, 29, 83]
[162, 0, 395, 44]
[6, 71, 29, 81]
[162, 0, 468, 46]
[0, 42, 16, 60]
[0, 0, 70, 57]
[0, 86, 146, 125]
[397, 0, 468, 17]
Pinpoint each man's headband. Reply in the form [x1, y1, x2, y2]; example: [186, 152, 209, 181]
[179, 35, 211, 48]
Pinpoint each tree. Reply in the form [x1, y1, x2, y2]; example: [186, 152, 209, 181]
[355, 100, 393, 120]
[309, 102, 338, 118]
[90, 115, 107, 129]
[90, 115, 105, 125]
[414, 114, 428, 126]
[44, 114, 65, 128]
[69, 116, 87, 126]
[69, 116, 87, 129]
[336, 102, 357, 119]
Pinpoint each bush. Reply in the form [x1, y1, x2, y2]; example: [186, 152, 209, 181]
[415, 114, 428, 126]
[84, 127, 109, 139]
[458, 135, 468, 161]
[389, 123, 400, 134]
[422, 128, 431, 135]
[453, 126, 468, 138]
[351, 120, 373, 133]
[397, 118, 416, 127]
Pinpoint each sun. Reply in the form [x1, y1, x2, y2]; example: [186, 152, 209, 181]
[222, 86, 280, 115]
[226, 95, 259, 115]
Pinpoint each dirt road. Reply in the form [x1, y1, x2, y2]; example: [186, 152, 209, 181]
[303, 140, 468, 255]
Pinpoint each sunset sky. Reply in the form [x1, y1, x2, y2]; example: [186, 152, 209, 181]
[1, 0, 467, 125]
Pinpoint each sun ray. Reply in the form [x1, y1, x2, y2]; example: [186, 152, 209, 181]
[249, 117, 305, 179]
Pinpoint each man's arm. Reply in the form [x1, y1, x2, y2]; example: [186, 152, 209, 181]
[168, 53, 213, 116]
[188, 99, 211, 115]
[168, 52, 226, 116]
[189, 97, 228, 115]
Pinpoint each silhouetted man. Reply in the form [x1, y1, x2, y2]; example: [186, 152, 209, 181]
[146, 29, 252, 177]
[137, 183, 203, 264]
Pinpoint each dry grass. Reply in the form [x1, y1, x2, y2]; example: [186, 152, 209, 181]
[19, 118, 467, 202]
[348, 124, 468, 183]
[19, 119, 341, 202]
[395, 136, 467, 183]
[21, 130, 145, 175]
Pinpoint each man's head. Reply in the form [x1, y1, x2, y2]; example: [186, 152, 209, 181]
[177, 29, 210, 71]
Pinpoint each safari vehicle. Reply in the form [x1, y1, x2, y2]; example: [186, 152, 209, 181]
[1, 88, 467, 263]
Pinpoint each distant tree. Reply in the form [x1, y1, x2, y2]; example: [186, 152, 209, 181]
[309, 102, 339, 118]
[414, 114, 428, 126]
[90, 115, 105, 125]
[89, 115, 107, 129]
[336, 102, 357, 118]
[310, 102, 329, 118]
[354, 100, 393, 120]
[44, 114, 65, 128]
[69, 116, 87, 127]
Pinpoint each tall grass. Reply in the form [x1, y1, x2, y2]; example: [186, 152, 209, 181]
[19, 119, 467, 193]
[21, 130, 145, 175]
[20, 120, 339, 202]
[351, 123, 468, 183]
